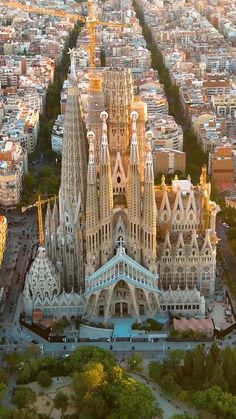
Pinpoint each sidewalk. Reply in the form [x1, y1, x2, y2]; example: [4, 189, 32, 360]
[130, 372, 198, 419]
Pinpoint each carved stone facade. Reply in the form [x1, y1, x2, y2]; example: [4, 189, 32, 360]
[23, 62, 218, 322]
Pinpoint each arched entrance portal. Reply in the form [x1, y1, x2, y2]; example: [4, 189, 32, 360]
[115, 302, 128, 317]
[112, 280, 132, 318]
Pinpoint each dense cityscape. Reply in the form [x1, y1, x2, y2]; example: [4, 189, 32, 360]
[1, 0, 236, 418]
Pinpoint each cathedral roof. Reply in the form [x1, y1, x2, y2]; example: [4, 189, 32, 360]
[84, 246, 160, 295]
[155, 186, 202, 211]
[24, 247, 60, 301]
[159, 229, 214, 254]
[34, 289, 85, 309]
[159, 286, 204, 305]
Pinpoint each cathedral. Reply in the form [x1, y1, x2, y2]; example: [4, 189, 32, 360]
[23, 57, 218, 323]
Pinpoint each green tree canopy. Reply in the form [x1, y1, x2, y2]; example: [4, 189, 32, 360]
[183, 351, 193, 383]
[37, 370, 52, 388]
[4, 351, 24, 371]
[12, 387, 36, 410]
[53, 391, 69, 415]
[72, 362, 110, 418]
[210, 342, 221, 363]
[12, 409, 40, 419]
[0, 383, 7, 401]
[210, 364, 229, 392]
[25, 344, 41, 360]
[127, 352, 143, 372]
[72, 359, 161, 419]
[66, 346, 115, 373]
[149, 361, 164, 381]
[171, 415, 197, 419]
[109, 377, 161, 419]
[222, 347, 236, 393]
[0, 368, 8, 384]
[192, 345, 206, 387]
[51, 318, 69, 336]
[0, 407, 13, 419]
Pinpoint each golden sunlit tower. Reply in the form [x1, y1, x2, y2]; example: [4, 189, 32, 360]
[127, 111, 142, 262]
[99, 112, 114, 265]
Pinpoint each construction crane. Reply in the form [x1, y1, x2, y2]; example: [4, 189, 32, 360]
[22, 195, 57, 246]
[1, 0, 129, 90]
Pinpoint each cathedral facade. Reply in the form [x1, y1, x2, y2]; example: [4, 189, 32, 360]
[23, 61, 218, 322]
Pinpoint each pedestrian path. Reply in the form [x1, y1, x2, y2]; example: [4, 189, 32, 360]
[130, 373, 198, 419]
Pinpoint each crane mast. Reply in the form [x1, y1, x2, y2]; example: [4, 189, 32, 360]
[22, 196, 58, 246]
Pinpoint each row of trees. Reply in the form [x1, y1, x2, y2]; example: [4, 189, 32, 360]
[170, 328, 209, 339]
[0, 384, 68, 418]
[37, 23, 83, 155]
[149, 343, 236, 418]
[0, 346, 162, 418]
[22, 163, 61, 205]
[134, 0, 236, 298]
[65, 347, 162, 417]
[133, 0, 208, 183]
[132, 318, 163, 331]
[22, 23, 83, 205]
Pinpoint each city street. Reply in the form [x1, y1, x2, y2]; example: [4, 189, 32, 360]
[216, 219, 236, 307]
[131, 373, 198, 419]
[0, 322, 218, 358]
[216, 220, 236, 279]
[0, 211, 38, 326]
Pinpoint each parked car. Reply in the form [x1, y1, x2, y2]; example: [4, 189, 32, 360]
[223, 222, 230, 229]
[31, 339, 39, 344]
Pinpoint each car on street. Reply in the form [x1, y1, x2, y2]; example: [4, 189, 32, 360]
[63, 352, 71, 358]
[223, 222, 230, 229]
[31, 339, 39, 344]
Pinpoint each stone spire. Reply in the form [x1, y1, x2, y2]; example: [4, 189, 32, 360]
[85, 132, 100, 275]
[99, 111, 113, 264]
[100, 112, 111, 165]
[127, 111, 141, 262]
[58, 49, 87, 291]
[87, 132, 97, 185]
[142, 137, 157, 273]
[60, 48, 87, 219]
[68, 48, 77, 83]
[130, 111, 139, 164]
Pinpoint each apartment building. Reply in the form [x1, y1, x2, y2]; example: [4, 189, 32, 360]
[202, 79, 232, 97]
[139, 90, 169, 119]
[0, 140, 26, 210]
[211, 95, 236, 118]
[150, 115, 183, 151]
[51, 114, 64, 154]
[179, 86, 210, 119]
[0, 107, 39, 153]
[153, 148, 186, 176]
[208, 145, 234, 188]
[197, 117, 227, 152]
